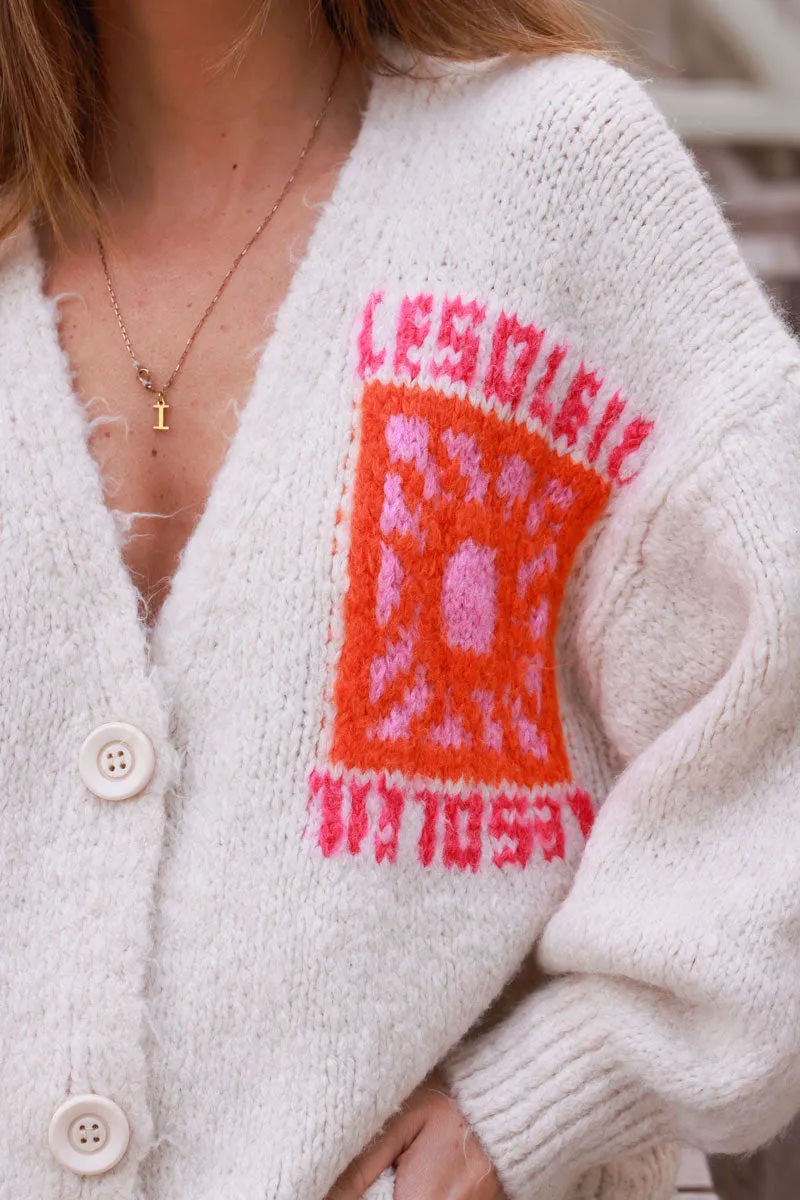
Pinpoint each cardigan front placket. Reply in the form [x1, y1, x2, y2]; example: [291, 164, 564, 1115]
[0, 78, 392, 1194]
[0, 231, 182, 1198]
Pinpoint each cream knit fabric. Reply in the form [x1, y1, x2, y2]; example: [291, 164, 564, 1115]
[2, 45, 800, 1200]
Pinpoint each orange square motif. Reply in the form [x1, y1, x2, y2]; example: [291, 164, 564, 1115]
[331, 382, 610, 791]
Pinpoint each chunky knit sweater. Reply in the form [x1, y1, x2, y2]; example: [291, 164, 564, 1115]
[3, 45, 800, 1200]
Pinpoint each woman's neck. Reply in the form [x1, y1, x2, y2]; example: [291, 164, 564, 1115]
[91, 0, 345, 219]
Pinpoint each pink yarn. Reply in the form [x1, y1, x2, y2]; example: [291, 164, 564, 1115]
[428, 704, 473, 751]
[544, 479, 575, 510]
[308, 770, 588, 870]
[517, 544, 558, 599]
[374, 776, 405, 864]
[526, 497, 544, 536]
[369, 622, 417, 704]
[587, 392, 626, 465]
[485, 311, 544, 411]
[523, 653, 545, 715]
[529, 345, 568, 425]
[375, 541, 404, 628]
[347, 779, 371, 856]
[309, 771, 344, 858]
[508, 697, 549, 761]
[441, 539, 498, 655]
[496, 454, 533, 520]
[441, 429, 489, 504]
[385, 414, 441, 501]
[529, 598, 549, 642]
[608, 415, 656, 484]
[442, 792, 484, 873]
[552, 364, 602, 448]
[373, 667, 431, 742]
[473, 690, 503, 752]
[431, 296, 486, 388]
[357, 290, 387, 380]
[393, 293, 433, 381]
[379, 473, 423, 546]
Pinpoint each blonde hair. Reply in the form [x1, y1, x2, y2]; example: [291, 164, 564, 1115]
[0, 0, 600, 237]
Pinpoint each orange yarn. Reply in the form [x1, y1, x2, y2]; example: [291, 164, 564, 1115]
[331, 381, 610, 791]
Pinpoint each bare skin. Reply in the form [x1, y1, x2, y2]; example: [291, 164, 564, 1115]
[326, 1069, 506, 1200]
[40, 0, 368, 630]
[39, 6, 507, 1196]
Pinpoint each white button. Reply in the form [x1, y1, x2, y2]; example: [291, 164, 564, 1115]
[79, 722, 155, 801]
[48, 1094, 130, 1176]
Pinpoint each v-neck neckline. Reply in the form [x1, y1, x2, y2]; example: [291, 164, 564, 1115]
[13, 60, 387, 670]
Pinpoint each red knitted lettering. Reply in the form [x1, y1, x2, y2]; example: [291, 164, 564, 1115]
[528, 345, 568, 426]
[358, 290, 387, 380]
[608, 416, 656, 485]
[374, 776, 405, 864]
[414, 790, 439, 867]
[394, 294, 433, 382]
[310, 770, 344, 857]
[443, 792, 484, 872]
[489, 793, 535, 868]
[552, 365, 602, 448]
[533, 799, 565, 862]
[565, 787, 595, 840]
[353, 290, 657, 490]
[485, 312, 544, 411]
[587, 392, 626, 465]
[432, 296, 486, 388]
[307, 770, 598, 871]
[347, 778, 371, 856]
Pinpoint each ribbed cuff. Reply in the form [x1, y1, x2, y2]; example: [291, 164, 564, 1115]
[440, 978, 673, 1200]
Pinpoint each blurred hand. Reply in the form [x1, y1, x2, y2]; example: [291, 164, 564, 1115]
[326, 1069, 508, 1200]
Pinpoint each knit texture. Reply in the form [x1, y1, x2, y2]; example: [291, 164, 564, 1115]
[567, 1146, 680, 1200]
[2, 44, 800, 1200]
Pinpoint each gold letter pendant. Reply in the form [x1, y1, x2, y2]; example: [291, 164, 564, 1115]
[153, 393, 170, 432]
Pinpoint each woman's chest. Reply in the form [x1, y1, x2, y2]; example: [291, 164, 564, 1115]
[40, 205, 327, 626]
[79, 398, 242, 630]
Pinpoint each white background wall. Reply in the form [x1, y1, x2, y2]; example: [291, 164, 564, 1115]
[593, 0, 800, 330]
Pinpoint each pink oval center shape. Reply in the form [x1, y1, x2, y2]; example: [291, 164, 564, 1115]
[441, 539, 498, 655]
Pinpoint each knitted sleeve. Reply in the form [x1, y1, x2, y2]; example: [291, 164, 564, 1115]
[441, 376, 800, 1197]
[440, 62, 800, 1200]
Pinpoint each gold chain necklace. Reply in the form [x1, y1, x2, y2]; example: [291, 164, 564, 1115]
[96, 53, 343, 433]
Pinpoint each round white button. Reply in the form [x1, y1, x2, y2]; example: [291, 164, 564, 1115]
[49, 1094, 130, 1176]
[79, 722, 155, 801]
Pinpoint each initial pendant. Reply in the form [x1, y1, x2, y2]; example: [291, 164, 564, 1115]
[153, 393, 170, 432]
